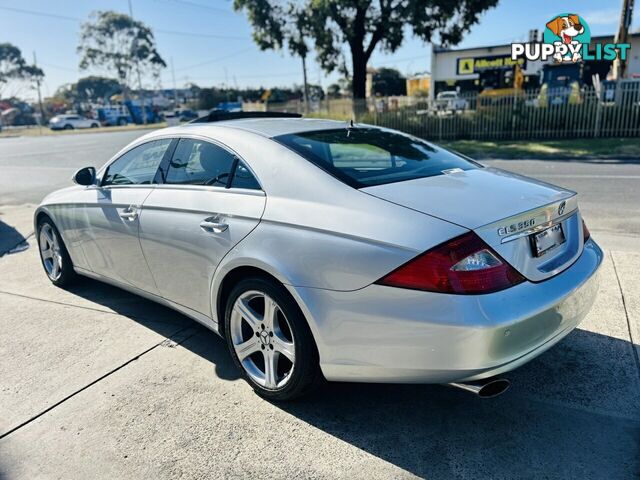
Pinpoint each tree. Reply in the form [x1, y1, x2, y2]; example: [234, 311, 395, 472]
[76, 76, 122, 102]
[327, 83, 342, 98]
[55, 76, 122, 106]
[235, 1, 498, 99]
[0, 43, 44, 99]
[78, 11, 166, 91]
[234, 1, 312, 106]
[372, 67, 406, 96]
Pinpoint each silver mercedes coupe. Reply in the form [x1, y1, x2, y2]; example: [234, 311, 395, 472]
[34, 112, 603, 400]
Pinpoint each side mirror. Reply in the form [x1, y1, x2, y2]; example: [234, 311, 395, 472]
[73, 166, 96, 186]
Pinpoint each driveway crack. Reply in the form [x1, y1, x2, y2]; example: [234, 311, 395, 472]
[0, 326, 198, 440]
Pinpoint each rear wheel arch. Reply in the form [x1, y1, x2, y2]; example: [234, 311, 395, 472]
[216, 266, 286, 337]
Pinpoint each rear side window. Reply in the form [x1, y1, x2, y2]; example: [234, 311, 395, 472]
[230, 161, 261, 190]
[102, 139, 172, 186]
[165, 138, 235, 186]
[275, 128, 478, 188]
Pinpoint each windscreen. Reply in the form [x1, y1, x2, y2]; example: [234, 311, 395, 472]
[275, 128, 479, 188]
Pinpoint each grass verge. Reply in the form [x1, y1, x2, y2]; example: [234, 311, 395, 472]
[440, 137, 640, 160]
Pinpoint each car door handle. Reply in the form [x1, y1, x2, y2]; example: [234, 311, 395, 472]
[200, 217, 228, 233]
[119, 206, 139, 221]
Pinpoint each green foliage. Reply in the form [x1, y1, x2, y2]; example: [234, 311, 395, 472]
[372, 67, 406, 96]
[55, 76, 122, 106]
[196, 84, 325, 110]
[0, 43, 44, 97]
[327, 83, 342, 98]
[233, 0, 310, 59]
[78, 11, 166, 87]
[235, 1, 498, 99]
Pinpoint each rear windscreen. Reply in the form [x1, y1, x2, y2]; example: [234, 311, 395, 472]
[275, 128, 479, 188]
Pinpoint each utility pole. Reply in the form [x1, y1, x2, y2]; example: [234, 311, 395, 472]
[171, 57, 178, 109]
[301, 55, 310, 114]
[33, 51, 45, 132]
[611, 0, 634, 80]
[128, 0, 148, 124]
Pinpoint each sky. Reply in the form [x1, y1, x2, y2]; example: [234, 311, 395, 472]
[1, 0, 638, 100]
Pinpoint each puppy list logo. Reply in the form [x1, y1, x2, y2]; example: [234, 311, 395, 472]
[511, 14, 631, 64]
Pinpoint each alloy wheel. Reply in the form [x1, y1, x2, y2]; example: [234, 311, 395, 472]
[39, 224, 63, 281]
[230, 290, 296, 390]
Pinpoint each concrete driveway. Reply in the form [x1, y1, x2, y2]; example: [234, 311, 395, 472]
[0, 203, 638, 479]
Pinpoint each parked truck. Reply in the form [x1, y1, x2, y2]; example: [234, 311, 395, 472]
[94, 99, 162, 126]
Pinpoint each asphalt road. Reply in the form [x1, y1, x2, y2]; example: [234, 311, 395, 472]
[1, 130, 639, 250]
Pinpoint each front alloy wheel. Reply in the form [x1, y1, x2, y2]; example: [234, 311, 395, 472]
[39, 223, 63, 281]
[224, 277, 322, 400]
[37, 218, 76, 287]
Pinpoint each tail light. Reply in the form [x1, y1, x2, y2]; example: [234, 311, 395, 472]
[376, 232, 525, 294]
[582, 218, 590, 242]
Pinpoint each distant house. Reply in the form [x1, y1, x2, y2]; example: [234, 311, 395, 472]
[406, 73, 431, 96]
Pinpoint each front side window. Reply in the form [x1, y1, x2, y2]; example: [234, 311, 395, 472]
[102, 139, 172, 186]
[165, 138, 235, 186]
[275, 128, 479, 188]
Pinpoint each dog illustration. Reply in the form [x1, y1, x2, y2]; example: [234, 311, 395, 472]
[546, 14, 585, 63]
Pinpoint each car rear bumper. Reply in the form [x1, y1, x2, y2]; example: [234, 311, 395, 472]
[292, 238, 603, 384]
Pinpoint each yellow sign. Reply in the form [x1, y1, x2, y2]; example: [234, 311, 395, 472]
[458, 58, 475, 75]
[457, 55, 526, 75]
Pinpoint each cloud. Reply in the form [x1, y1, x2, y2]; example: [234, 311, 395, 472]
[581, 9, 620, 26]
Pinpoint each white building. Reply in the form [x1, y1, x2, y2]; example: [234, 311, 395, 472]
[430, 33, 640, 98]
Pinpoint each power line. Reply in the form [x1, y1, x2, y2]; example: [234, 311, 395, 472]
[154, 28, 246, 40]
[0, 5, 247, 40]
[0, 5, 79, 22]
[373, 54, 428, 66]
[175, 71, 301, 81]
[153, 0, 232, 15]
[39, 62, 79, 73]
[171, 47, 254, 72]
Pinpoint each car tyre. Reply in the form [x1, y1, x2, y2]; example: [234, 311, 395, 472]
[118, 118, 127, 126]
[90, 123, 99, 128]
[224, 276, 323, 401]
[37, 217, 77, 287]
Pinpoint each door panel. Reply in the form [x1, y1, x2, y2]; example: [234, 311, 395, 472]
[82, 187, 159, 293]
[80, 138, 174, 293]
[139, 187, 266, 316]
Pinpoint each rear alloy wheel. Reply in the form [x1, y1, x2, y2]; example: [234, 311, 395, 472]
[37, 219, 77, 287]
[224, 277, 322, 400]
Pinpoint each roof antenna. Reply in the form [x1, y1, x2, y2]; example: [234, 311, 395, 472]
[346, 118, 354, 137]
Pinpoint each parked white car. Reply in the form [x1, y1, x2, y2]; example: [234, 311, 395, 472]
[49, 114, 100, 130]
[434, 91, 469, 112]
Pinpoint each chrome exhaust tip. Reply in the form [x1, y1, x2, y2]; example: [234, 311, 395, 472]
[447, 378, 510, 398]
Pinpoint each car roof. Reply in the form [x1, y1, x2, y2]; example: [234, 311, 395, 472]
[176, 117, 354, 138]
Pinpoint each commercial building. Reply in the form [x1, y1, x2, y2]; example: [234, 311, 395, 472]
[430, 32, 640, 98]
